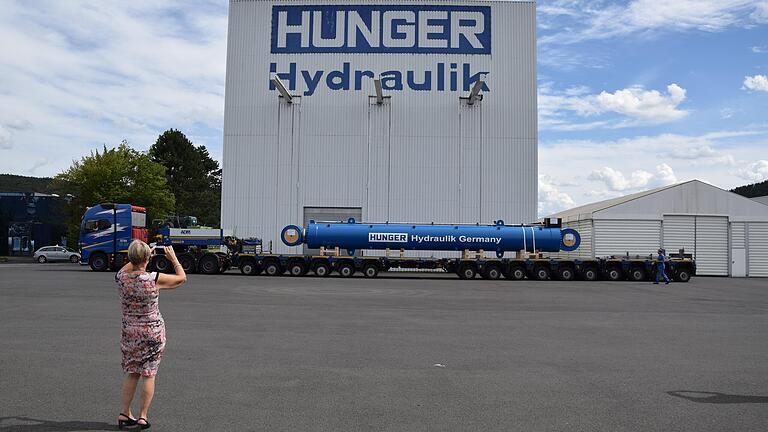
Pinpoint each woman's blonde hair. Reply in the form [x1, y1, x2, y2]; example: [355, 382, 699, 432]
[128, 240, 151, 266]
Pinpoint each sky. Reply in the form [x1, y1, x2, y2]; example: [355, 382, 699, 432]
[0, 0, 766, 216]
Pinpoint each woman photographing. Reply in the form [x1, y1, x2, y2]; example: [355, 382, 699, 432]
[115, 240, 187, 429]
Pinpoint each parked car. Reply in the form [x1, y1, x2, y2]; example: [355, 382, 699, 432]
[34, 246, 81, 263]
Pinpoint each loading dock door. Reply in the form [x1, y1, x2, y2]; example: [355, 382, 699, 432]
[663, 215, 728, 276]
[748, 223, 768, 277]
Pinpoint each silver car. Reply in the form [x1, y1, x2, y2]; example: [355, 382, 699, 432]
[34, 246, 81, 263]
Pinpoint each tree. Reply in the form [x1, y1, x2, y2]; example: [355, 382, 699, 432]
[148, 129, 222, 227]
[54, 141, 175, 245]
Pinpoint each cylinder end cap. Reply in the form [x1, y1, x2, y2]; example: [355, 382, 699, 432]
[281, 225, 303, 246]
[560, 228, 581, 252]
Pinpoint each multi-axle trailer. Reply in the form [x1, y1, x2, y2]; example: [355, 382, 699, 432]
[234, 219, 695, 281]
[79, 204, 695, 281]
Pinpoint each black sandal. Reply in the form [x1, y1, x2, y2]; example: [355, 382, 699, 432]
[118, 413, 137, 429]
[137, 417, 151, 429]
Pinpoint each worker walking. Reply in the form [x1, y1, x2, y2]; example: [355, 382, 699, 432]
[654, 248, 670, 285]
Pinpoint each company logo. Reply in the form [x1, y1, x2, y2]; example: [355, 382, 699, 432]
[180, 229, 191, 235]
[562, 233, 577, 248]
[369, 233, 408, 242]
[271, 5, 491, 54]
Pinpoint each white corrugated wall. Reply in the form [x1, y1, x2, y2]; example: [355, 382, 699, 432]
[222, 0, 538, 252]
[748, 223, 768, 277]
[731, 222, 746, 277]
[694, 216, 729, 276]
[594, 220, 661, 258]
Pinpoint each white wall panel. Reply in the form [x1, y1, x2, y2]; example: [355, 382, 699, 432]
[222, 0, 537, 252]
[594, 220, 660, 258]
[694, 216, 729, 276]
[748, 223, 768, 277]
[663, 215, 695, 256]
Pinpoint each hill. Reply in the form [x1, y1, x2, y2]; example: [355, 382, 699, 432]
[731, 179, 768, 198]
[0, 174, 54, 193]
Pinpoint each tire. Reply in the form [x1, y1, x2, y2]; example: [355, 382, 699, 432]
[675, 269, 691, 283]
[288, 261, 306, 277]
[313, 261, 331, 277]
[89, 253, 108, 272]
[457, 264, 477, 280]
[198, 255, 220, 275]
[582, 267, 598, 281]
[482, 265, 502, 280]
[263, 261, 282, 276]
[154, 256, 171, 273]
[37, 255, 47, 263]
[557, 266, 575, 281]
[630, 268, 646, 282]
[239, 259, 259, 276]
[337, 262, 355, 278]
[362, 263, 379, 278]
[69, 255, 79, 263]
[506, 266, 526, 280]
[606, 267, 622, 281]
[533, 266, 550, 281]
[179, 254, 196, 273]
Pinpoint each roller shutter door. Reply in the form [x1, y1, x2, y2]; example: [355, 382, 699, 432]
[748, 223, 768, 277]
[594, 220, 660, 257]
[663, 215, 695, 256]
[695, 216, 728, 276]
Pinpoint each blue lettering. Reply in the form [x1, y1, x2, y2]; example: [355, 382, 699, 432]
[302, 70, 323, 96]
[271, 5, 491, 54]
[380, 70, 403, 91]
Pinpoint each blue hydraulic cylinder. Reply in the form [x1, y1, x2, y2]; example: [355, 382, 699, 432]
[281, 219, 580, 257]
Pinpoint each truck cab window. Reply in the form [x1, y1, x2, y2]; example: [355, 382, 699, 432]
[97, 219, 112, 230]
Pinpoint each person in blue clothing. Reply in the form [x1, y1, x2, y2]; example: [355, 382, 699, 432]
[654, 248, 670, 284]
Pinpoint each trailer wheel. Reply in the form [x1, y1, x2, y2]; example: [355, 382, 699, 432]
[179, 254, 195, 273]
[457, 264, 477, 279]
[313, 261, 331, 277]
[675, 269, 691, 283]
[153, 255, 171, 273]
[89, 253, 108, 272]
[198, 255, 220, 275]
[239, 259, 259, 276]
[337, 262, 355, 278]
[533, 266, 550, 281]
[263, 261, 282, 276]
[557, 266, 575, 281]
[506, 265, 526, 280]
[606, 267, 622, 281]
[582, 267, 598, 281]
[288, 261, 307, 277]
[362, 263, 379, 278]
[630, 268, 646, 282]
[482, 265, 502, 280]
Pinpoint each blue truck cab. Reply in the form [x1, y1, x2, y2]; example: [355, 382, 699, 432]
[79, 203, 148, 271]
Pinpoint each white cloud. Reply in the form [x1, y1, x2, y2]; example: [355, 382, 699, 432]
[0, 125, 12, 150]
[737, 160, 768, 182]
[587, 163, 677, 191]
[743, 75, 768, 92]
[753, 46, 768, 53]
[0, 0, 228, 176]
[752, 1, 768, 22]
[539, 175, 576, 215]
[539, 83, 689, 130]
[539, 128, 768, 209]
[540, 0, 763, 45]
[596, 84, 688, 122]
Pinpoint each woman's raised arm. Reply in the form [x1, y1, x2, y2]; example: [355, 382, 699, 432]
[156, 246, 187, 289]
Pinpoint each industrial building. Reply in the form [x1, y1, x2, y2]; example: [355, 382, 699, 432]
[221, 0, 537, 253]
[549, 180, 768, 277]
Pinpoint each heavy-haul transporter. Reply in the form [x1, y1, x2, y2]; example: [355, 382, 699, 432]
[79, 204, 694, 281]
[237, 219, 695, 282]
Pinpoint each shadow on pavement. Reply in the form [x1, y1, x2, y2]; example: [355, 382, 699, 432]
[0, 416, 115, 431]
[667, 391, 768, 404]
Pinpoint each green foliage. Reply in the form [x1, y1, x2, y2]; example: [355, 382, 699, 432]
[0, 174, 53, 193]
[731, 180, 768, 198]
[53, 141, 175, 245]
[148, 129, 221, 227]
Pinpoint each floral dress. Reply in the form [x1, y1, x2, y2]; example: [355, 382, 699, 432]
[116, 270, 166, 377]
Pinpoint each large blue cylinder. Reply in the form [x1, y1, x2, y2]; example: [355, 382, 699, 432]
[281, 220, 580, 256]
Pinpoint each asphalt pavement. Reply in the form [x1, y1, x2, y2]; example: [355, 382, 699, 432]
[1, 263, 767, 431]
